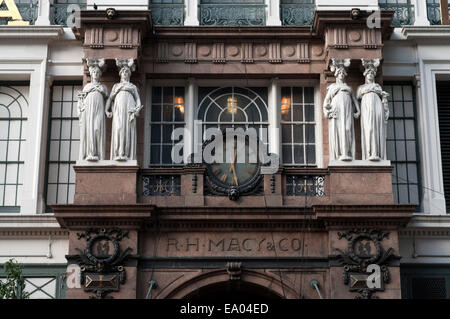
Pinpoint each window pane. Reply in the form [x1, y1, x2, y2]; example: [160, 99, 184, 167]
[282, 145, 292, 164]
[293, 125, 304, 143]
[282, 125, 292, 143]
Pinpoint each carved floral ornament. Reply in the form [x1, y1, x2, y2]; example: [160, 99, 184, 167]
[70, 228, 132, 299]
[334, 229, 398, 299]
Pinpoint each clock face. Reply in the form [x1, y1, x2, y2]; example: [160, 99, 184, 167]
[205, 135, 261, 196]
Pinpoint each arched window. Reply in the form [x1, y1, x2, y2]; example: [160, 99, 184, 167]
[197, 86, 269, 150]
[0, 86, 28, 211]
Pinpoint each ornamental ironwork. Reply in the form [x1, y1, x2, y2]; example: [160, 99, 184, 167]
[0, 0, 38, 25]
[50, 0, 86, 26]
[379, 0, 413, 27]
[285, 175, 325, 197]
[280, 1, 315, 26]
[68, 228, 132, 299]
[334, 229, 399, 299]
[426, 0, 450, 25]
[199, 1, 266, 26]
[143, 175, 181, 196]
[149, 1, 184, 26]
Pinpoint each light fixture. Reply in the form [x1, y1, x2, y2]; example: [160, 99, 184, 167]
[281, 96, 291, 115]
[227, 96, 238, 114]
[174, 96, 184, 114]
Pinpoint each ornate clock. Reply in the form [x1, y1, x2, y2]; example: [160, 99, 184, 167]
[204, 133, 262, 200]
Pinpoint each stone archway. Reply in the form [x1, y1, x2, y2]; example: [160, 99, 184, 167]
[161, 269, 299, 299]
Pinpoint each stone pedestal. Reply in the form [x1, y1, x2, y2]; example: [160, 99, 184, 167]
[74, 164, 139, 205]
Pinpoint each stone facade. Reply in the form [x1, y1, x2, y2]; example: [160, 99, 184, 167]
[51, 9, 416, 299]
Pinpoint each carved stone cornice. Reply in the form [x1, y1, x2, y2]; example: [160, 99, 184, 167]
[315, 205, 415, 229]
[52, 205, 155, 230]
[73, 10, 153, 60]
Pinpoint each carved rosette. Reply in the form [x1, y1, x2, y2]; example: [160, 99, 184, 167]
[334, 229, 398, 299]
[69, 228, 132, 299]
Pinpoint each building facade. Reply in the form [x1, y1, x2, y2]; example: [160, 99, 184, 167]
[0, 0, 449, 299]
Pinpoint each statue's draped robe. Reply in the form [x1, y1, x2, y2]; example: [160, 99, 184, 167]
[110, 82, 139, 160]
[78, 83, 107, 161]
[357, 83, 387, 161]
[326, 83, 356, 161]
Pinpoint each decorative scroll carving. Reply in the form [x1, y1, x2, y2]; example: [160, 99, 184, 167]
[90, 27, 104, 49]
[241, 43, 253, 63]
[297, 42, 310, 63]
[143, 175, 181, 196]
[226, 262, 242, 281]
[213, 43, 226, 63]
[185, 42, 197, 63]
[70, 228, 132, 299]
[335, 229, 398, 299]
[269, 43, 282, 63]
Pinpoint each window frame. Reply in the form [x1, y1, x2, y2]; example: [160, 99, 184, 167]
[44, 81, 82, 212]
[385, 81, 422, 208]
[0, 82, 29, 213]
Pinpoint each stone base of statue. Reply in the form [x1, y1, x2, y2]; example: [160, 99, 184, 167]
[76, 160, 138, 167]
[73, 160, 139, 205]
[329, 160, 391, 167]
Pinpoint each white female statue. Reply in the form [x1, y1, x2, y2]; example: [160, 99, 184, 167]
[106, 59, 143, 161]
[357, 59, 390, 161]
[323, 59, 361, 161]
[78, 58, 108, 161]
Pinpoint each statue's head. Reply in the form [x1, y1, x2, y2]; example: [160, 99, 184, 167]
[362, 59, 380, 83]
[116, 58, 135, 83]
[330, 58, 350, 82]
[86, 59, 105, 82]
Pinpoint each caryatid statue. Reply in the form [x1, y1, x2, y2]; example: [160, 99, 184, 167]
[78, 58, 108, 161]
[323, 59, 361, 162]
[357, 59, 390, 161]
[106, 59, 143, 161]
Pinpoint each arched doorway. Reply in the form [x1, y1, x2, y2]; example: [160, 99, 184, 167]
[185, 281, 283, 301]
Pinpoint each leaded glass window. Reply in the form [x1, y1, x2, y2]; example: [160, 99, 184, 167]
[378, 0, 414, 27]
[45, 83, 81, 207]
[0, 85, 28, 212]
[385, 83, 420, 205]
[280, 0, 315, 26]
[50, 0, 87, 26]
[197, 87, 269, 153]
[149, 87, 185, 166]
[281, 87, 315, 166]
[199, 0, 266, 26]
[0, 0, 38, 25]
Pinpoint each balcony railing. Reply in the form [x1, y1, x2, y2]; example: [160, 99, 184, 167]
[285, 175, 325, 197]
[199, 1, 266, 26]
[379, 0, 414, 27]
[143, 175, 182, 196]
[149, 1, 185, 26]
[280, 0, 315, 26]
[0, 0, 38, 25]
[50, 1, 86, 27]
[426, 0, 450, 25]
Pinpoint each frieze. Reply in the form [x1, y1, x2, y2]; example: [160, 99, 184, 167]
[143, 42, 322, 64]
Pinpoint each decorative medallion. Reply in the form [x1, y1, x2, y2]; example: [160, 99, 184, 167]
[198, 45, 211, 57]
[227, 45, 240, 57]
[349, 31, 361, 42]
[283, 46, 295, 58]
[171, 45, 184, 57]
[106, 30, 119, 42]
[69, 228, 132, 299]
[334, 229, 398, 299]
[255, 45, 267, 57]
[312, 46, 324, 57]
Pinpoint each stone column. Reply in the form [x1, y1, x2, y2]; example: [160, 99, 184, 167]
[35, 0, 51, 26]
[412, 0, 431, 26]
[185, 0, 200, 26]
[266, 0, 282, 26]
